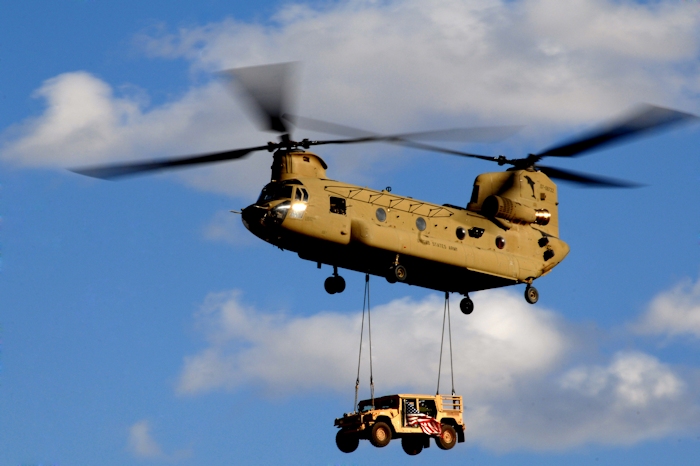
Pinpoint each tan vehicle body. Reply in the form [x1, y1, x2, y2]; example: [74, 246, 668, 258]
[334, 393, 465, 439]
[242, 150, 570, 295]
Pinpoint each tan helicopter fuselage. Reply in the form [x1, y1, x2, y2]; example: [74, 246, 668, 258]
[241, 150, 569, 295]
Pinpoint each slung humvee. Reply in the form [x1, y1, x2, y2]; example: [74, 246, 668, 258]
[334, 393, 465, 455]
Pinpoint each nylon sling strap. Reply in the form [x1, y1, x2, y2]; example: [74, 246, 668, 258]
[437, 291, 456, 395]
[354, 274, 374, 412]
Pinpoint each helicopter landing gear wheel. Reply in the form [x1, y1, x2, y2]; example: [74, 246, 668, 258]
[324, 277, 336, 294]
[385, 266, 397, 284]
[524, 285, 539, 304]
[324, 275, 346, 294]
[393, 264, 408, 282]
[459, 296, 474, 315]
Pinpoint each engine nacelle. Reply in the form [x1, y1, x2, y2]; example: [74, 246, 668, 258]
[481, 195, 550, 225]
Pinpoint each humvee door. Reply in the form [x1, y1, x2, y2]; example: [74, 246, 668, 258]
[401, 398, 423, 433]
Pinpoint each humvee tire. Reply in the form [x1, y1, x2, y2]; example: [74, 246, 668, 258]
[369, 421, 392, 448]
[401, 436, 424, 455]
[436, 424, 457, 450]
[335, 430, 359, 453]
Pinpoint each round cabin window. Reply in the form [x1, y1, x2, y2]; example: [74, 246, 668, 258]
[376, 208, 387, 222]
[495, 236, 506, 249]
[416, 217, 426, 231]
[456, 227, 466, 240]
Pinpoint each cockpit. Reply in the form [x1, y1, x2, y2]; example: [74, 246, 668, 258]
[256, 179, 308, 205]
[251, 179, 311, 224]
[257, 184, 293, 204]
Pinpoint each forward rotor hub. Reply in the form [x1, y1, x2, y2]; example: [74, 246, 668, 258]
[267, 137, 314, 152]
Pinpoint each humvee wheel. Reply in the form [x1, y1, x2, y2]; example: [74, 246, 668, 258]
[334, 275, 346, 293]
[386, 267, 397, 284]
[369, 422, 392, 448]
[335, 430, 359, 453]
[394, 265, 408, 282]
[459, 297, 474, 315]
[524, 285, 539, 304]
[401, 436, 424, 455]
[436, 425, 457, 450]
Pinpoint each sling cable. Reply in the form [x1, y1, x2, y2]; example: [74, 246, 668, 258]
[354, 273, 374, 412]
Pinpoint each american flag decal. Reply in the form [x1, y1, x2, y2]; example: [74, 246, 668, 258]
[405, 402, 442, 436]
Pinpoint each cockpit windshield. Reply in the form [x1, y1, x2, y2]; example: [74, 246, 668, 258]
[257, 184, 293, 204]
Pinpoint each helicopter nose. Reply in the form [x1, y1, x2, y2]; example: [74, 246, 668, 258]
[241, 205, 265, 233]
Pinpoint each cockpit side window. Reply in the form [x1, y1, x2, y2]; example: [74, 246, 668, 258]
[294, 188, 302, 201]
[330, 196, 346, 215]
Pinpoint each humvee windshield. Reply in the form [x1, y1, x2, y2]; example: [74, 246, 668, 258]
[358, 395, 399, 412]
[257, 184, 293, 204]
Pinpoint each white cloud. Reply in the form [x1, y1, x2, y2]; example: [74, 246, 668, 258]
[177, 288, 700, 451]
[560, 352, 683, 406]
[202, 210, 254, 246]
[127, 419, 192, 461]
[127, 420, 165, 459]
[0, 72, 271, 197]
[633, 277, 700, 339]
[2, 0, 699, 195]
[140, 0, 700, 125]
[177, 289, 566, 397]
[469, 351, 697, 451]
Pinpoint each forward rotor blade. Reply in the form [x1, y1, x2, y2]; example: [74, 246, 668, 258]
[537, 165, 641, 187]
[221, 62, 298, 133]
[287, 114, 376, 138]
[71, 145, 270, 179]
[290, 113, 522, 142]
[537, 104, 698, 159]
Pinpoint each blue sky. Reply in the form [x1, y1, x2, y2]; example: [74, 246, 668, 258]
[2, 0, 700, 464]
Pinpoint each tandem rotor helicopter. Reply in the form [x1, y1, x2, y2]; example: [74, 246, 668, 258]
[73, 63, 698, 314]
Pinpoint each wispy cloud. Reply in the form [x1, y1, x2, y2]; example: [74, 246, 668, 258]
[633, 277, 700, 339]
[127, 420, 165, 459]
[177, 286, 700, 451]
[127, 419, 192, 461]
[202, 210, 254, 246]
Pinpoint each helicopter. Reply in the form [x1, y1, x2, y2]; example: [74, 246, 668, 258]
[73, 63, 698, 314]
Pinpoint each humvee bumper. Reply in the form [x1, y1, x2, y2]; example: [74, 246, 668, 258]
[334, 413, 363, 431]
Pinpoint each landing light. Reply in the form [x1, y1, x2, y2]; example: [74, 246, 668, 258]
[289, 202, 307, 219]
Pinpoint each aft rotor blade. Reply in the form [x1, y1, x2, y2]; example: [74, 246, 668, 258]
[310, 137, 497, 162]
[290, 113, 522, 142]
[537, 104, 698, 159]
[537, 165, 641, 187]
[221, 62, 298, 133]
[71, 145, 270, 179]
